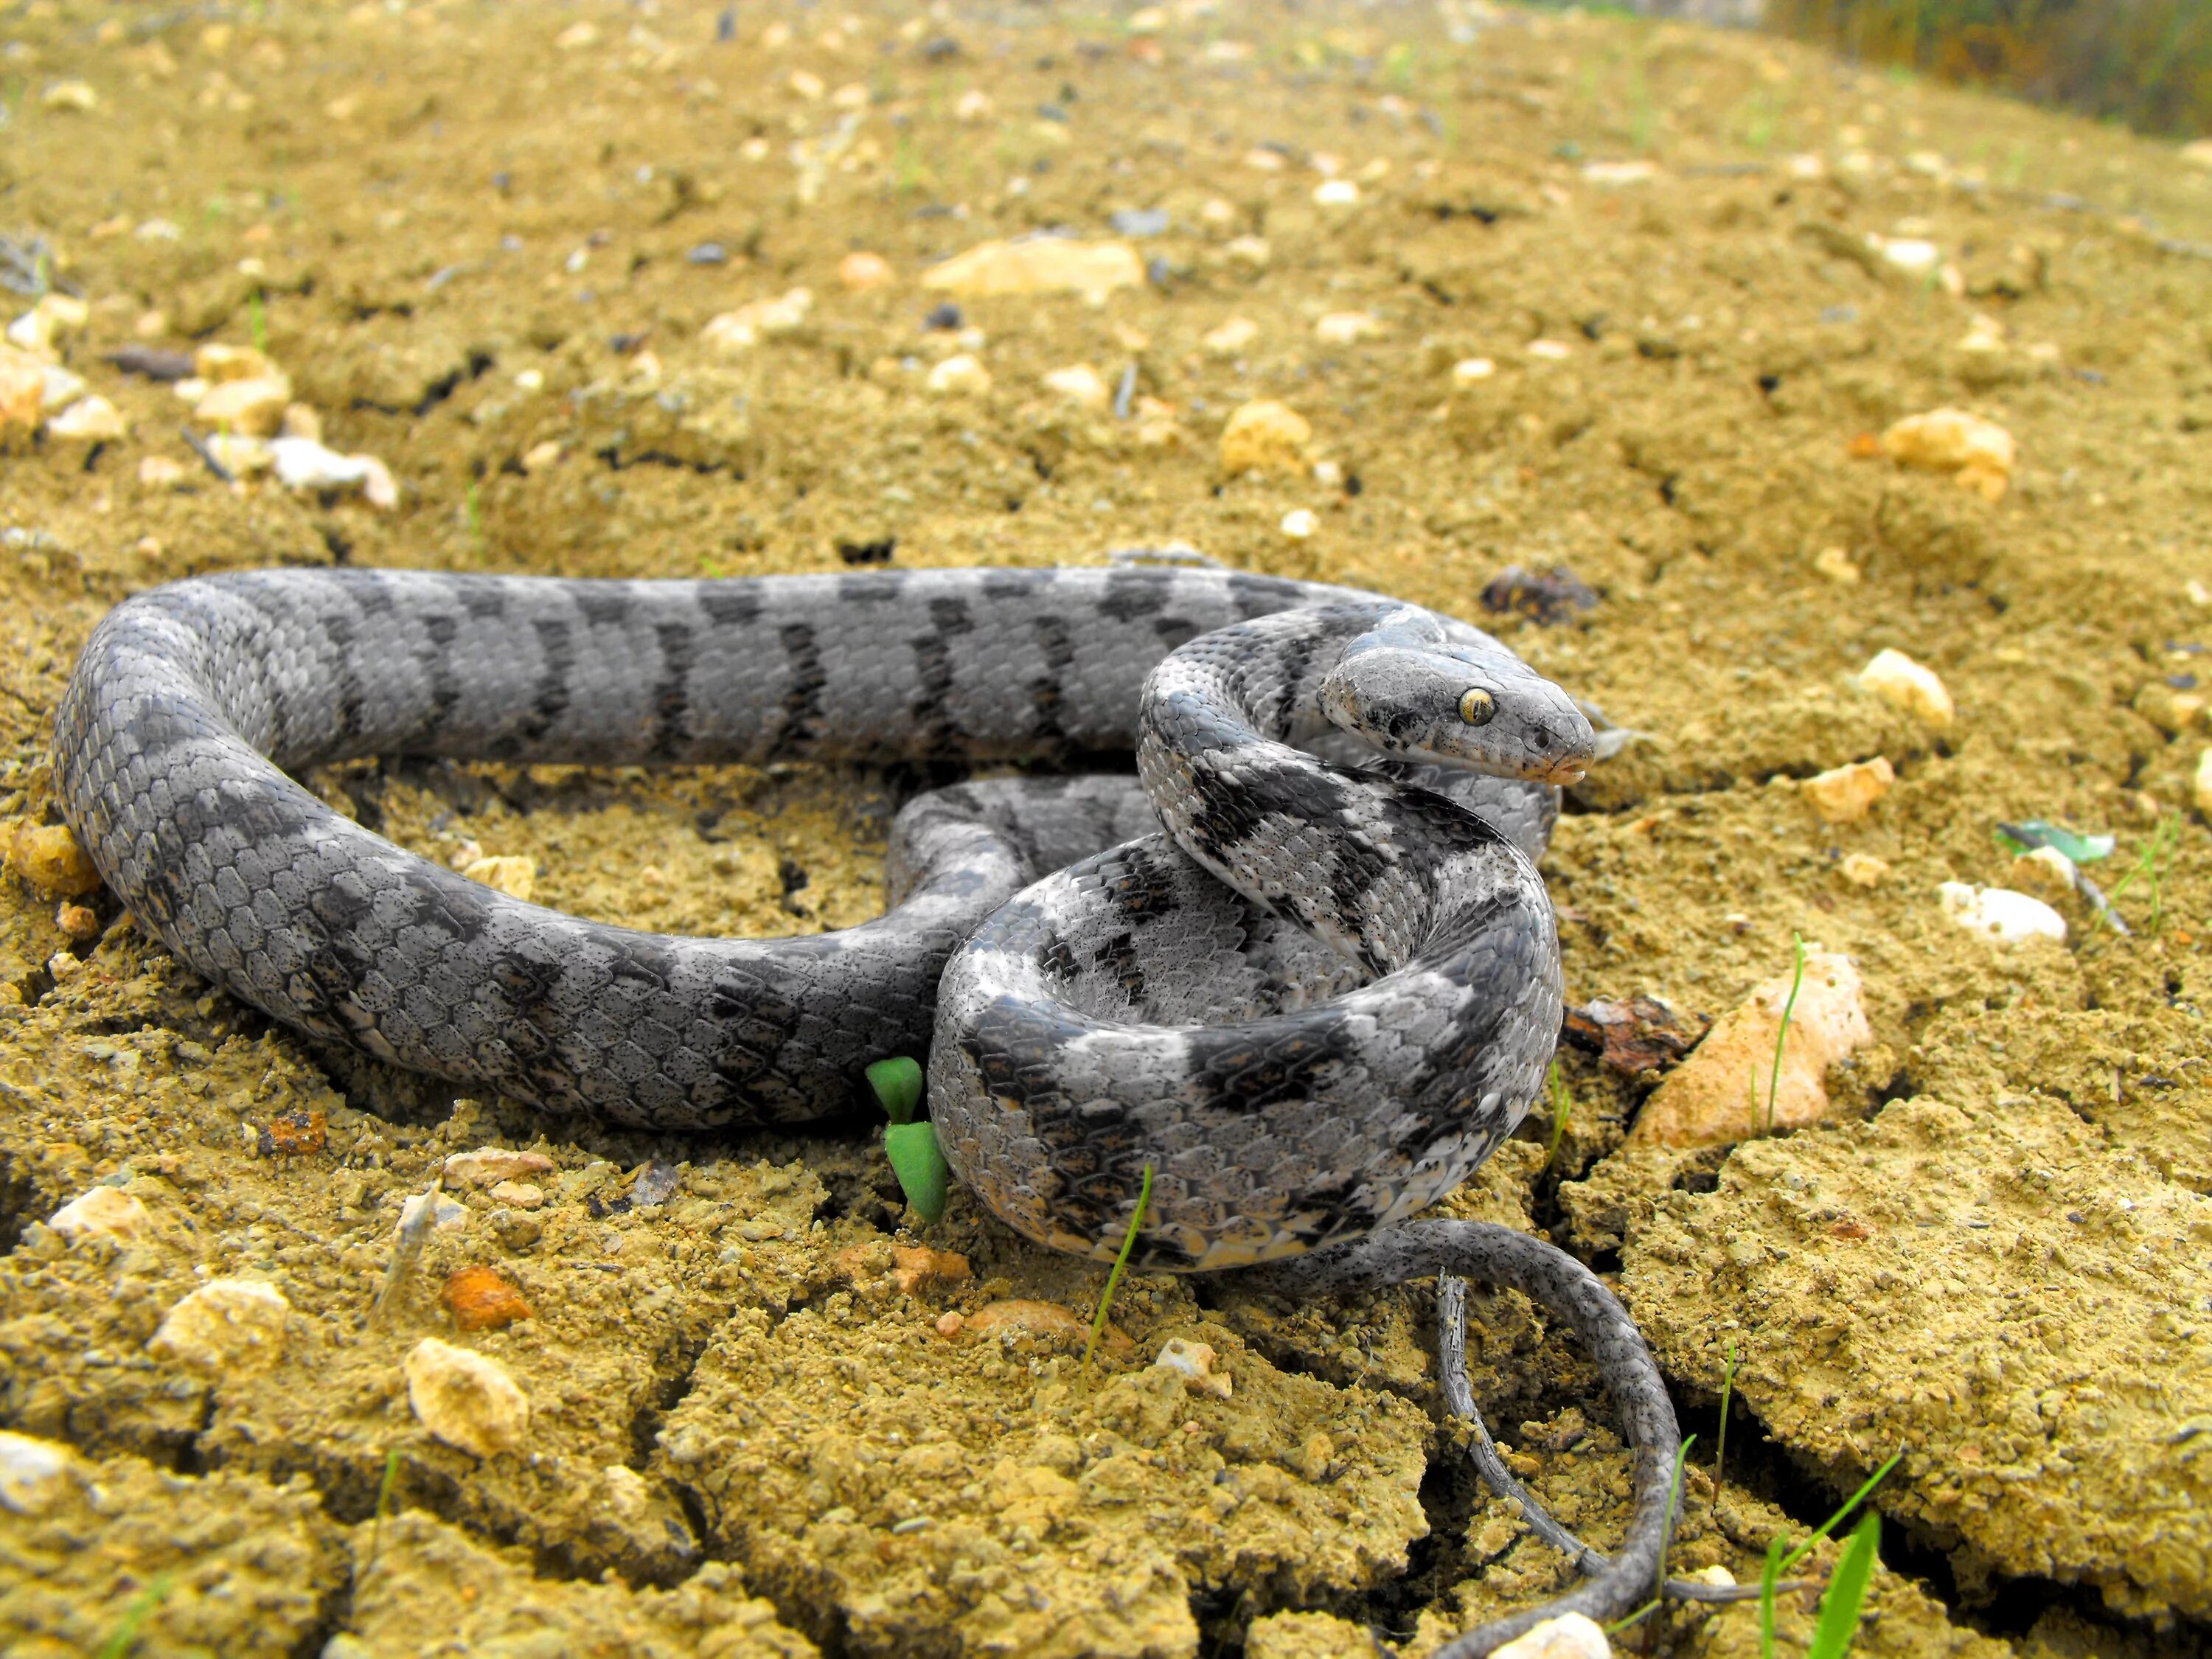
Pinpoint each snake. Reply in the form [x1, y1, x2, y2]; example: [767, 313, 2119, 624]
[52, 556, 1700, 1653]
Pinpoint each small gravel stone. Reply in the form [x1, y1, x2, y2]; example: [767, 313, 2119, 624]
[439, 1266, 534, 1332]
[1939, 882, 2067, 944]
[10, 822, 100, 898]
[195, 375, 293, 436]
[403, 1337, 530, 1458]
[54, 902, 99, 942]
[459, 854, 535, 901]
[1312, 178, 1360, 207]
[1858, 648, 1954, 726]
[48, 1186, 150, 1244]
[1219, 399, 1311, 476]
[1881, 408, 2015, 501]
[1801, 756, 1894, 823]
[1279, 507, 1319, 540]
[139, 455, 187, 486]
[0, 1433, 73, 1517]
[41, 80, 100, 112]
[921, 238, 1144, 299]
[45, 396, 126, 442]
[700, 288, 814, 352]
[926, 353, 992, 396]
[150, 1278, 291, 1374]
[488, 1180, 544, 1210]
[1225, 234, 1271, 270]
[838, 251, 895, 290]
[1312, 311, 1380, 344]
[2196, 748, 2212, 818]
[0, 354, 46, 432]
[444, 1147, 554, 1186]
[890, 1245, 971, 1294]
[1151, 1337, 1232, 1399]
[1492, 1613, 1613, 1659]
[269, 437, 397, 509]
[1451, 357, 1496, 385]
[194, 343, 278, 384]
[1202, 317, 1259, 358]
[1042, 364, 1110, 409]
[1812, 546, 1863, 584]
[1838, 852, 1891, 887]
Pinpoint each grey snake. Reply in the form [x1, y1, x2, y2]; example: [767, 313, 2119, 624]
[53, 557, 1710, 1652]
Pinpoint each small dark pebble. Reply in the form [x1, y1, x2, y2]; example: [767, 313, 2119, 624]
[2072, 366, 2109, 386]
[632, 1157, 683, 1208]
[923, 302, 963, 331]
[610, 330, 650, 353]
[1819, 304, 1859, 325]
[1109, 208, 1170, 238]
[1481, 564, 1599, 626]
[491, 170, 512, 192]
[2167, 675, 2199, 691]
[779, 856, 810, 896]
[1037, 104, 1069, 123]
[922, 35, 961, 60]
[107, 346, 196, 382]
[1145, 254, 1174, 288]
[687, 242, 729, 265]
[716, 7, 736, 42]
[837, 537, 896, 566]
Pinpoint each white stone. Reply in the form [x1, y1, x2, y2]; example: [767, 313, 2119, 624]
[1859, 648, 1954, 728]
[926, 354, 992, 397]
[1492, 1613, 1612, 1659]
[270, 437, 389, 500]
[2195, 748, 2212, 818]
[38, 365, 86, 407]
[1151, 1337, 1231, 1399]
[150, 1278, 291, 1374]
[1451, 358, 1496, 385]
[1875, 236, 1941, 274]
[46, 396, 126, 442]
[1939, 883, 2067, 945]
[1582, 159, 1656, 186]
[1279, 508, 1319, 540]
[1202, 317, 1259, 358]
[0, 1433, 73, 1516]
[1313, 312, 1380, 345]
[1526, 339, 1572, 361]
[1041, 364, 1110, 409]
[700, 289, 813, 352]
[48, 1186, 150, 1243]
[404, 1338, 530, 1458]
[1311, 179, 1360, 208]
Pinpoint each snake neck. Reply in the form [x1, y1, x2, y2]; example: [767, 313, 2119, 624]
[1136, 607, 1532, 978]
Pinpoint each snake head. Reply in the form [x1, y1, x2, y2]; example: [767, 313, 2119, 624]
[1318, 626, 1596, 784]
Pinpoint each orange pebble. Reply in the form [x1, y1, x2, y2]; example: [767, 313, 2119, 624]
[441, 1266, 533, 1332]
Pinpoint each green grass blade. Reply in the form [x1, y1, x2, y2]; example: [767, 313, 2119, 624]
[1806, 1511, 1882, 1659]
[1715, 1339, 1738, 1491]
[1766, 931, 1806, 1135]
[1082, 1164, 1152, 1370]
[1759, 1534, 1787, 1659]
[97, 1571, 178, 1659]
[1779, 1449, 1902, 1573]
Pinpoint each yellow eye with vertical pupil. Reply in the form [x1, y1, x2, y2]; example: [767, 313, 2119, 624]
[1458, 689, 1496, 726]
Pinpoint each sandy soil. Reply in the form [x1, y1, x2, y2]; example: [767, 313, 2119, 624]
[0, 0, 2208, 1654]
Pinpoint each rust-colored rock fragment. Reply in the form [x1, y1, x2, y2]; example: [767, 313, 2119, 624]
[440, 1266, 533, 1332]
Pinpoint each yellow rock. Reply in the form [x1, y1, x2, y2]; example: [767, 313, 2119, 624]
[2008, 846, 2079, 904]
[10, 822, 100, 898]
[1313, 311, 1381, 344]
[41, 80, 100, 112]
[0, 353, 45, 434]
[1219, 400, 1311, 477]
[1247, 1613, 1384, 1659]
[1880, 408, 2016, 501]
[1492, 1614, 1613, 1659]
[1858, 647, 1953, 727]
[2195, 748, 2212, 818]
[1801, 756, 1893, 823]
[194, 343, 277, 384]
[837, 251, 895, 290]
[150, 1279, 291, 1374]
[1630, 949, 1872, 1148]
[460, 855, 535, 902]
[48, 1186, 150, 1243]
[1041, 364, 1110, 409]
[925, 354, 992, 397]
[442, 1147, 555, 1186]
[700, 290, 813, 353]
[46, 396, 126, 442]
[919, 238, 1144, 299]
[1837, 852, 1891, 888]
[196, 375, 293, 437]
[1202, 317, 1259, 358]
[1812, 546, 1861, 584]
[404, 1337, 529, 1458]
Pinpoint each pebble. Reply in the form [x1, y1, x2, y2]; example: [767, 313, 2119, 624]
[1451, 357, 1497, 386]
[1939, 882, 2067, 945]
[140, 455, 187, 487]
[195, 343, 277, 384]
[1225, 235, 1272, 271]
[403, 1337, 529, 1458]
[956, 1299, 1130, 1355]
[890, 1245, 971, 1294]
[10, 821, 100, 898]
[1042, 364, 1110, 410]
[920, 238, 1144, 299]
[1880, 408, 2015, 502]
[1874, 235, 1941, 274]
[41, 80, 100, 112]
[1311, 178, 1361, 208]
[1201, 317, 1259, 358]
[935, 1311, 964, 1338]
[1526, 338, 1573, 361]
[0, 1433, 73, 1517]
[444, 1147, 554, 1186]
[1492, 1613, 1613, 1659]
[150, 1278, 291, 1374]
[1313, 312, 1380, 345]
[1219, 399, 1311, 476]
[521, 439, 563, 474]
[1630, 949, 1872, 1147]
[2009, 846, 2079, 905]
[955, 88, 993, 122]
[197, 375, 293, 437]
[926, 353, 992, 396]
[1109, 208, 1171, 238]
[2196, 748, 2212, 818]
[55, 902, 99, 942]
[1858, 647, 1954, 728]
[1582, 159, 1657, 185]
[1279, 508, 1320, 540]
[487, 1180, 543, 1210]
[838, 251, 895, 290]
[204, 434, 273, 477]
[0, 353, 46, 432]
[439, 1266, 533, 1333]
[1151, 1337, 1232, 1399]
[47, 1186, 150, 1244]
[46, 396, 125, 442]
[280, 403, 321, 441]
[1812, 546, 1862, 584]
[1801, 756, 1894, 823]
[269, 437, 397, 509]
[1838, 852, 1891, 888]
[459, 854, 535, 902]
[700, 288, 814, 352]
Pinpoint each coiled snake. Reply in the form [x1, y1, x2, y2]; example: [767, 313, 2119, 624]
[55, 558, 1703, 1654]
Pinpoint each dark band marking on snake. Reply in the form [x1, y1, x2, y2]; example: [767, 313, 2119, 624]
[55, 558, 1681, 1653]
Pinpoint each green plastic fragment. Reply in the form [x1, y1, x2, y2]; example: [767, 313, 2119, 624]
[1995, 819, 2114, 864]
[866, 1056, 925, 1124]
[884, 1121, 951, 1222]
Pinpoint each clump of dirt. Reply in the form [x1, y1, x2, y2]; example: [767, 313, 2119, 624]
[0, 0, 2208, 1654]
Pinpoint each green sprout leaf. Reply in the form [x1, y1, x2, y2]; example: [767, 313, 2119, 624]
[1084, 1163, 1152, 1370]
[866, 1056, 925, 1125]
[1995, 819, 2114, 864]
[1806, 1511, 1882, 1659]
[884, 1121, 950, 1222]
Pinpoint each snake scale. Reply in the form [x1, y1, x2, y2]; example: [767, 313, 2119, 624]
[53, 558, 1688, 1653]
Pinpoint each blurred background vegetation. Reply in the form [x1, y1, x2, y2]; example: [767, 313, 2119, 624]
[1764, 0, 2212, 136]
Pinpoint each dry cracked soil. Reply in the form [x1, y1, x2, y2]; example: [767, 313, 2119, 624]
[0, 0, 2208, 1655]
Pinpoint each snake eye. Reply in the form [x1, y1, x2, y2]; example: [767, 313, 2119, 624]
[1458, 688, 1496, 726]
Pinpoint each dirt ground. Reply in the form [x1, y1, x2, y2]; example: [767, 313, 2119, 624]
[0, 0, 2208, 1654]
